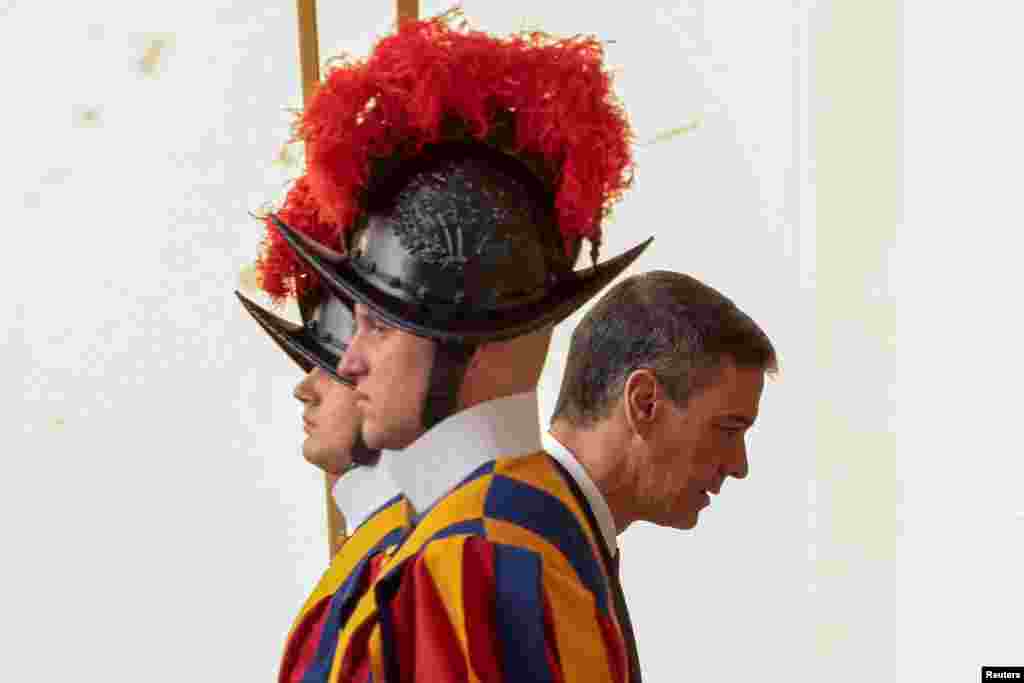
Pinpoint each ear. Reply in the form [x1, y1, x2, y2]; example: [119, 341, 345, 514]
[622, 368, 660, 437]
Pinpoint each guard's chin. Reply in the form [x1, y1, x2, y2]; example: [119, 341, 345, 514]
[359, 426, 385, 452]
[301, 439, 317, 466]
[302, 441, 338, 475]
[362, 421, 421, 452]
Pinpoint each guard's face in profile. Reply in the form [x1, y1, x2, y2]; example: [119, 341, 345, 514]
[642, 361, 764, 529]
[338, 304, 434, 451]
[293, 367, 362, 475]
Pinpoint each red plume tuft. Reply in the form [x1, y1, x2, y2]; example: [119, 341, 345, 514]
[253, 10, 634, 304]
[300, 11, 634, 254]
[254, 175, 338, 303]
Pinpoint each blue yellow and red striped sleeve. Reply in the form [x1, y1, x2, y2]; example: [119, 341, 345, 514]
[359, 534, 628, 683]
[329, 454, 629, 683]
[279, 495, 410, 683]
[322, 454, 630, 682]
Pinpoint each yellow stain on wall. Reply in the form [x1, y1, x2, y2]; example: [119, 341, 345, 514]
[75, 106, 103, 128]
[140, 35, 174, 77]
[815, 621, 851, 657]
[639, 119, 701, 147]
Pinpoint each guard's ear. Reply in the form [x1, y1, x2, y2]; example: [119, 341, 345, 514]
[622, 368, 660, 436]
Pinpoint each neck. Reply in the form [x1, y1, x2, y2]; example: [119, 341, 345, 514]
[457, 329, 552, 411]
[549, 420, 640, 534]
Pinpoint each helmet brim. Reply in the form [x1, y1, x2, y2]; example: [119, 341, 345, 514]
[236, 290, 353, 386]
[270, 215, 652, 345]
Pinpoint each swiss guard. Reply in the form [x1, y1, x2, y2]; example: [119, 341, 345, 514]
[237, 177, 414, 680]
[265, 9, 650, 683]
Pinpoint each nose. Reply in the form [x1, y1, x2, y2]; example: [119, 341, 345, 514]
[293, 368, 321, 405]
[337, 335, 369, 381]
[731, 442, 749, 480]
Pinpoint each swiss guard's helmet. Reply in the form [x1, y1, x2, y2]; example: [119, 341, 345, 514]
[237, 174, 357, 387]
[261, 11, 651, 428]
[236, 287, 354, 383]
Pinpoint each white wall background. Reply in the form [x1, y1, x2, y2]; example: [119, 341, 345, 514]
[4, 2, 1011, 682]
[897, 2, 1023, 681]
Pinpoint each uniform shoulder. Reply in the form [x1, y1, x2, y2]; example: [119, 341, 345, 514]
[388, 453, 613, 613]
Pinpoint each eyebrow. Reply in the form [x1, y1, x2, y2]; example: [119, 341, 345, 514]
[355, 307, 389, 331]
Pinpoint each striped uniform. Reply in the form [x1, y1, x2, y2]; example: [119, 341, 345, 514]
[280, 495, 412, 683]
[325, 452, 631, 683]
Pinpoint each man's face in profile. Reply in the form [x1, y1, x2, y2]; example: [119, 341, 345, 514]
[294, 367, 362, 476]
[641, 360, 764, 529]
[337, 304, 434, 451]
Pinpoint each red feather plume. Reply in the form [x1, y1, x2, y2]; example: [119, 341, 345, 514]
[254, 175, 337, 302]
[256, 10, 634, 303]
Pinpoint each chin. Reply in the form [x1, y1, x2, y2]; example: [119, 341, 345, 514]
[658, 510, 699, 530]
[365, 421, 423, 452]
[302, 448, 326, 470]
[301, 440, 316, 464]
[360, 426, 387, 452]
[302, 442, 330, 473]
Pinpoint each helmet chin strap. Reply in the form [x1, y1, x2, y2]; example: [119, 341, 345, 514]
[420, 340, 478, 431]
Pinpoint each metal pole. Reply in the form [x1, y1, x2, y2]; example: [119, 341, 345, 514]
[396, 0, 419, 26]
[295, 0, 347, 560]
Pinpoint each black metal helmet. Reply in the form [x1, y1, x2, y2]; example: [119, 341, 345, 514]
[272, 143, 651, 346]
[235, 287, 355, 386]
[254, 13, 649, 432]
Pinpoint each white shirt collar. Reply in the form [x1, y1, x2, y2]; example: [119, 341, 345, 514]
[542, 432, 619, 557]
[386, 391, 542, 514]
[331, 457, 402, 535]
